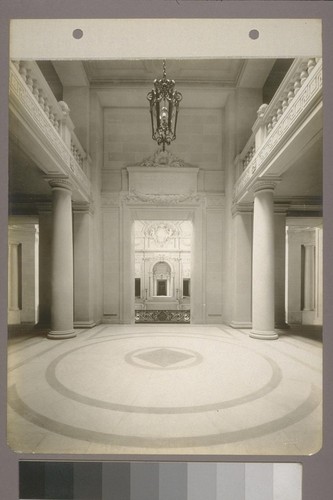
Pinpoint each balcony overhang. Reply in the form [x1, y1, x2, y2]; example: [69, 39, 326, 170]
[9, 62, 91, 203]
[234, 59, 322, 204]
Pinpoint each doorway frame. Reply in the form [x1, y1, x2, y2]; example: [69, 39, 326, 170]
[120, 201, 205, 324]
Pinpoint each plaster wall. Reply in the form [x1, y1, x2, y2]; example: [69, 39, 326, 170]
[8, 224, 38, 324]
[102, 107, 224, 193]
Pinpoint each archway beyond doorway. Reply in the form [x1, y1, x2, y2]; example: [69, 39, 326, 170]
[134, 220, 192, 323]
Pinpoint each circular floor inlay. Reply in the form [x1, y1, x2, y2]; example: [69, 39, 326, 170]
[44, 333, 282, 414]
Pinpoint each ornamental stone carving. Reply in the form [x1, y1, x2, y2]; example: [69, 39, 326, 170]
[124, 190, 201, 205]
[135, 149, 186, 168]
[145, 222, 177, 247]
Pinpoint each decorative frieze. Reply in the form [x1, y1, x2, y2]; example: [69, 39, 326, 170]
[123, 190, 202, 206]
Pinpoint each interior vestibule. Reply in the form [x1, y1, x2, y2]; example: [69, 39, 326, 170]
[8, 57, 323, 334]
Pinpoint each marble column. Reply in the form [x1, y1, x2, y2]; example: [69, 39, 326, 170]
[250, 180, 278, 340]
[8, 242, 21, 324]
[47, 178, 75, 339]
[303, 243, 315, 311]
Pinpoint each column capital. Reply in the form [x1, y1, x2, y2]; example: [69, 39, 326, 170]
[253, 176, 281, 194]
[46, 177, 72, 192]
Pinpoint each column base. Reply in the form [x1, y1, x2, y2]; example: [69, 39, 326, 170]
[74, 320, 97, 329]
[229, 321, 252, 329]
[250, 329, 279, 340]
[8, 309, 21, 325]
[47, 329, 76, 339]
[302, 310, 316, 324]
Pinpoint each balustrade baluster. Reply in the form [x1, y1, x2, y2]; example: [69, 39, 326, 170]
[49, 110, 55, 126]
[32, 80, 39, 101]
[282, 97, 288, 112]
[300, 68, 308, 86]
[19, 62, 28, 82]
[26, 70, 34, 92]
[287, 85, 295, 105]
[276, 105, 283, 122]
[38, 89, 45, 109]
[44, 98, 50, 118]
[294, 78, 301, 94]
[307, 58, 316, 74]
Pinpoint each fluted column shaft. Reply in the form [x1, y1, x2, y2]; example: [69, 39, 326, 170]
[48, 179, 75, 339]
[251, 182, 278, 340]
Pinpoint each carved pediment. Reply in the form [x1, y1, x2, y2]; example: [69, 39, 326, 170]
[135, 149, 187, 168]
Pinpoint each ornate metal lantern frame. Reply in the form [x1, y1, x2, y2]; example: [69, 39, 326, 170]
[147, 60, 182, 151]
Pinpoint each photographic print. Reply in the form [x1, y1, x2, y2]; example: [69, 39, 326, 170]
[7, 19, 322, 456]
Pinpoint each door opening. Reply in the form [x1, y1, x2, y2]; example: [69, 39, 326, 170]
[133, 220, 192, 323]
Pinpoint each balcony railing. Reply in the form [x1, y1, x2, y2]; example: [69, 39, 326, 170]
[9, 60, 91, 198]
[234, 57, 322, 202]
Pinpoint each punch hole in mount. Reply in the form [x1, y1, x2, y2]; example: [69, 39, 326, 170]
[249, 29, 260, 40]
[72, 29, 83, 40]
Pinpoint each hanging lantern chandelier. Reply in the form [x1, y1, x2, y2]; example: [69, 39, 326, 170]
[147, 60, 182, 151]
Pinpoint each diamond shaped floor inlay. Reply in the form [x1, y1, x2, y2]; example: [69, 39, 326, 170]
[135, 348, 195, 367]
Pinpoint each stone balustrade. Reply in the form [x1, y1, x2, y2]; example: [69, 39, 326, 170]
[11, 60, 90, 181]
[258, 57, 318, 142]
[13, 60, 63, 135]
[234, 57, 322, 202]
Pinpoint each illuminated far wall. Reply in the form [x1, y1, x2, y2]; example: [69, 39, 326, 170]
[19, 462, 302, 500]
[134, 220, 192, 311]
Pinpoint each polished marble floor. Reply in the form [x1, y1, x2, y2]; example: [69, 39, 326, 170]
[7, 323, 322, 456]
